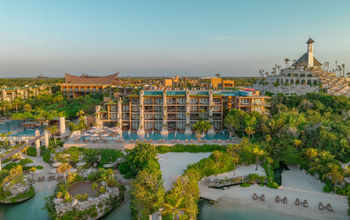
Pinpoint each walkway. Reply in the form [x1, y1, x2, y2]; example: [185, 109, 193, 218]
[0, 135, 43, 162]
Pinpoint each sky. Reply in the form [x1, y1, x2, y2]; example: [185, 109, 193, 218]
[0, 0, 350, 78]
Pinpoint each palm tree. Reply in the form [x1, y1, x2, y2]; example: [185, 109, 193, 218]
[76, 109, 85, 117]
[305, 148, 318, 161]
[0, 131, 12, 149]
[323, 163, 344, 186]
[231, 153, 240, 176]
[192, 120, 212, 137]
[284, 58, 290, 68]
[266, 157, 273, 179]
[47, 125, 58, 144]
[244, 127, 255, 140]
[162, 195, 191, 220]
[57, 163, 72, 184]
[253, 147, 265, 170]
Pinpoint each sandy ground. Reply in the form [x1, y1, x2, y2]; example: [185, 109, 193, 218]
[158, 152, 211, 191]
[200, 167, 348, 220]
[282, 166, 324, 192]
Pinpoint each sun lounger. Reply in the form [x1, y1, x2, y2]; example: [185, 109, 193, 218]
[303, 200, 309, 208]
[275, 195, 280, 203]
[282, 196, 288, 204]
[318, 202, 324, 210]
[260, 194, 265, 201]
[252, 193, 258, 200]
[326, 203, 333, 212]
[295, 198, 300, 206]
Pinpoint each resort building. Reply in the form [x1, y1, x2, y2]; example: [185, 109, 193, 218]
[95, 89, 269, 134]
[0, 86, 51, 102]
[60, 73, 121, 98]
[163, 76, 234, 89]
[253, 38, 350, 96]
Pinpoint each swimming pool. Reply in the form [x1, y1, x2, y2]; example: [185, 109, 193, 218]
[0, 120, 44, 137]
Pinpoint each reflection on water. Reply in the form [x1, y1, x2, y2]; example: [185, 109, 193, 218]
[0, 181, 131, 220]
[0, 182, 56, 220]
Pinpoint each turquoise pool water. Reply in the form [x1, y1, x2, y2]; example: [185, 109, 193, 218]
[0, 120, 44, 137]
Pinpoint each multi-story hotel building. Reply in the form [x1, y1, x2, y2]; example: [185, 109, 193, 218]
[60, 73, 121, 98]
[96, 89, 269, 134]
[0, 86, 51, 102]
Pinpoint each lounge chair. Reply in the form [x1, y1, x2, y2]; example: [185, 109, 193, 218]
[282, 196, 288, 204]
[260, 194, 265, 201]
[303, 200, 309, 208]
[318, 202, 324, 210]
[252, 193, 258, 200]
[326, 203, 333, 212]
[275, 195, 280, 203]
[295, 198, 300, 206]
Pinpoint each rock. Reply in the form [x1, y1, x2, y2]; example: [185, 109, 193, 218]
[71, 199, 78, 207]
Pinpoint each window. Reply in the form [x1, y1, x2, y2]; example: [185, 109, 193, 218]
[241, 99, 249, 105]
[190, 106, 198, 112]
[200, 98, 208, 104]
[177, 113, 185, 120]
[252, 99, 261, 105]
[213, 121, 221, 130]
[144, 98, 153, 104]
[190, 98, 198, 104]
[145, 114, 153, 120]
[176, 121, 185, 130]
[122, 105, 129, 111]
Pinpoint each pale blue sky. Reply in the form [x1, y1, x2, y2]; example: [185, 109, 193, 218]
[0, 0, 349, 77]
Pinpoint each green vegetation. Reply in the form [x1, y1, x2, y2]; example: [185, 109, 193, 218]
[119, 143, 158, 179]
[11, 92, 103, 119]
[45, 169, 124, 220]
[224, 93, 350, 196]
[156, 144, 226, 154]
[192, 119, 212, 135]
[0, 165, 35, 204]
[0, 78, 63, 87]
[129, 143, 165, 220]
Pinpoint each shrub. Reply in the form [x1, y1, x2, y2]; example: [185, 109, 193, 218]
[266, 182, 279, 189]
[99, 186, 106, 194]
[43, 149, 51, 163]
[98, 149, 123, 168]
[75, 193, 89, 201]
[156, 144, 226, 154]
[19, 158, 33, 166]
[240, 182, 251, 187]
[323, 184, 332, 193]
[3, 162, 17, 170]
[26, 147, 36, 157]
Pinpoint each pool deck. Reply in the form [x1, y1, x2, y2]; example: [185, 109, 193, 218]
[63, 138, 241, 149]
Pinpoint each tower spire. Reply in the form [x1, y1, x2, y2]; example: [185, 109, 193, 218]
[306, 38, 314, 67]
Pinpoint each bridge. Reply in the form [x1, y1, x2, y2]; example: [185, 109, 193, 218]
[0, 131, 48, 171]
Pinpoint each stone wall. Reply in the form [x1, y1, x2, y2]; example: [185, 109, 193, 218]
[53, 185, 120, 220]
